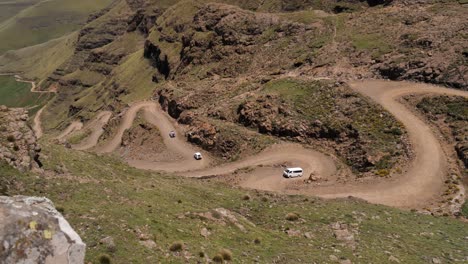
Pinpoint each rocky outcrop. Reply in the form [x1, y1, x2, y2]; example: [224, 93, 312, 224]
[455, 143, 468, 168]
[157, 88, 196, 119]
[45, 10, 131, 89]
[375, 58, 467, 90]
[144, 40, 171, 79]
[127, 9, 161, 36]
[0, 196, 85, 264]
[176, 3, 314, 77]
[237, 94, 355, 141]
[185, 116, 218, 150]
[0, 106, 41, 172]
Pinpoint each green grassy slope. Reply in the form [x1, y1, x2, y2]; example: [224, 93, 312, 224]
[0, 0, 112, 54]
[0, 75, 53, 113]
[1, 143, 467, 263]
[0, 0, 41, 24]
[0, 32, 77, 81]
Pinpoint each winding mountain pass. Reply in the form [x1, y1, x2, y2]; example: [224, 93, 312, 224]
[0, 74, 56, 139]
[72, 111, 112, 150]
[308, 80, 467, 208]
[52, 80, 468, 208]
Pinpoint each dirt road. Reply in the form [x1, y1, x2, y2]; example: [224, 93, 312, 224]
[95, 101, 212, 172]
[1, 74, 56, 139]
[304, 80, 467, 207]
[56, 80, 467, 208]
[32, 106, 45, 138]
[72, 111, 112, 150]
[56, 121, 83, 141]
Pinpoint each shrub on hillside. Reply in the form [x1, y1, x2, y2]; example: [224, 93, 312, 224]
[285, 212, 299, 221]
[98, 254, 112, 264]
[169, 241, 183, 252]
[462, 200, 468, 218]
[219, 249, 232, 261]
[212, 254, 223, 263]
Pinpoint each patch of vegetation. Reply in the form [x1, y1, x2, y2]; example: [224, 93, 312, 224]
[412, 95, 468, 169]
[218, 248, 233, 261]
[416, 96, 468, 122]
[278, 10, 323, 24]
[351, 33, 393, 59]
[0, 76, 53, 114]
[212, 254, 223, 262]
[375, 169, 390, 177]
[1, 144, 468, 263]
[462, 200, 468, 218]
[98, 254, 112, 264]
[169, 241, 184, 252]
[67, 129, 92, 145]
[285, 212, 299, 221]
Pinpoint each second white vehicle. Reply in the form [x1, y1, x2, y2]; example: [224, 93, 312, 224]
[194, 152, 203, 160]
[283, 167, 303, 178]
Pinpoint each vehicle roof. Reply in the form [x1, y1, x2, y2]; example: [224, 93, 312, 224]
[285, 167, 303, 171]
[194, 152, 202, 155]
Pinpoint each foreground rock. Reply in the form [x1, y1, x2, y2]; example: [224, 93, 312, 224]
[0, 196, 85, 264]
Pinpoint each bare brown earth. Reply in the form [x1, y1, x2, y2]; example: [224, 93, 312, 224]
[49, 80, 468, 210]
[32, 106, 44, 139]
[55, 121, 83, 142]
[72, 111, 111, 150]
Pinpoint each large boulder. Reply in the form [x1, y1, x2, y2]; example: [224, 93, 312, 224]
[0, 196, 85, 264]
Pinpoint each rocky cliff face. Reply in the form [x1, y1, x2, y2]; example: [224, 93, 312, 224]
[0, 196, 85, 264]
[0, 106, 41, 172]
[141, 1, 466, 88]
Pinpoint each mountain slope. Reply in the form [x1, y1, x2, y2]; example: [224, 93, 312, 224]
[0, 0, 42, 24]
[0, 0, 113, 54]
[0, 32, 77, 81]
[0, 1, 467, 263]
[30, 0, 463, 176]
[1, 143, 467, 263]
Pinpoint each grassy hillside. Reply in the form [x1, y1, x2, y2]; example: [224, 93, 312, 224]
[0, 32, 77, 81]
[0, 0, 112, 54]
[1, 142, 467, 263]
[0, 0, 41, 24]
[0, 75, 53, 113]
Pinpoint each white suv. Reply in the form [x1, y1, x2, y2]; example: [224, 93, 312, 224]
[194, 152, 203, 160]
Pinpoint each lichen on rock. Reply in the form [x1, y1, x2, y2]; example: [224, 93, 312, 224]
[0, 195, 85, 264]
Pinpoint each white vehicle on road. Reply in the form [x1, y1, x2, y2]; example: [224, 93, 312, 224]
[169, 131, 176, 138]
[194, 152, 203, 160]
[283, 167, 303, 178]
